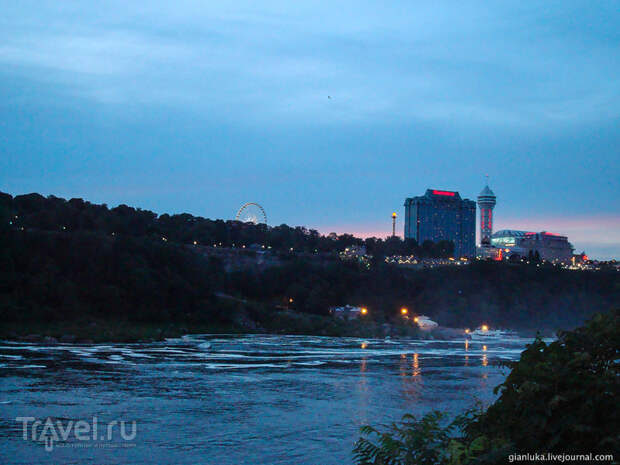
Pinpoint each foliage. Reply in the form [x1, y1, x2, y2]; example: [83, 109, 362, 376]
[477, 308, 620, 456]
[225, 258, 618, 330]
[1, 191, 619, 334]
[354, 410, 488, 465]
[1, 191, 445, 257]
[0, 227, 224, 325]
[354, 310, 620, 464]
[354, 411, 452, 465]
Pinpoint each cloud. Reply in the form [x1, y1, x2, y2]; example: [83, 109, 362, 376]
[1, 1, 618, 125]
[1, 1, 619, 258]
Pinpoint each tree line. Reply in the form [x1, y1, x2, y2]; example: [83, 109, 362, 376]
[1, 191, 618, 333]
[0, 192, 453, 258]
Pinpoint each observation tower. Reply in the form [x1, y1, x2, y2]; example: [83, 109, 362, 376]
[477, 177, 496, 246]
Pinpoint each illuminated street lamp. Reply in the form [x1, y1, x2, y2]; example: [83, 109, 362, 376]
[481, 324, 489, 332]
[413, 316, 419, 323]
[401, 307, 408, 316]
[360, 307, 368, 316]
[391, 212, 397, 237]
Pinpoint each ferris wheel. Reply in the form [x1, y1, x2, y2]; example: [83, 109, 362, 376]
[235, 202, 267, 225]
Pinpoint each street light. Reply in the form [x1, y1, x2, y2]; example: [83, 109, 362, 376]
[400, 307, 408, 316]
[360, 307, 368, 315]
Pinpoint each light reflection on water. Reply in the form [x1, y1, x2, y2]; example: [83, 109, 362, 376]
[0, 334, 534, 465]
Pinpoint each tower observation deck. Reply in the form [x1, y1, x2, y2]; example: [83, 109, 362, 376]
[477, 180, 496, 246]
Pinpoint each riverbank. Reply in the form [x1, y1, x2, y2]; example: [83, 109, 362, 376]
[0, 311, 426, 343]
[1, 306, 552, 343]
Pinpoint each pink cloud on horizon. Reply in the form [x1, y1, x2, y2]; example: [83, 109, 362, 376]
[318, 214, 620, 259]
[495, 215, 620, 260]
[317, 225, 393, 239]
[494, 214, 620, 242]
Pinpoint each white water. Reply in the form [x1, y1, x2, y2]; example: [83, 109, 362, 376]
[0, 334, 536, 465]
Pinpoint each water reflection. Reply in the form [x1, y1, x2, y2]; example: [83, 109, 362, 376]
[360, 356, 367, 373]
[412, 353, 420, 377]
[399, 352, 407, 377]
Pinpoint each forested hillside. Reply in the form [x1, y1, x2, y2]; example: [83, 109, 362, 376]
[1, 192, 618, 339]
[0, 192, 451, 257]
[225, 259, 619, 331]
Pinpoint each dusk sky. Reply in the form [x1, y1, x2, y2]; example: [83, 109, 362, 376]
[1, 1, 619, 258]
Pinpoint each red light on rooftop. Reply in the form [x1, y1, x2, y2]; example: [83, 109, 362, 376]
[431, 190, 455, 197]
[542, 232, 561, 237]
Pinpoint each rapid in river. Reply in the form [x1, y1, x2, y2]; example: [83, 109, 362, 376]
[0, 334, 535, 464]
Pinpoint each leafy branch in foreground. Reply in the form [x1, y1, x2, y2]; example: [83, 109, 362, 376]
[354, 409, 489, 465]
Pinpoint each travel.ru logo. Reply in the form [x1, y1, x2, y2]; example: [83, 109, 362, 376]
[15, 416, 137, 451]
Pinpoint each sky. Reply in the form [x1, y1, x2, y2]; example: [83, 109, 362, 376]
[1, 1, 619, 258]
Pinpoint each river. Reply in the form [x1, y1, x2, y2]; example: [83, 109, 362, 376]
[0, 334, 533, 464]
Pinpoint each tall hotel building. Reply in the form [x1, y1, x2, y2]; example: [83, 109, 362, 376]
[404, 189, 476, 258]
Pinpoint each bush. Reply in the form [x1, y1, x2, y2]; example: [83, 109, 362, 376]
[478, 308, 619, 456]
[354, 310, 620, 464]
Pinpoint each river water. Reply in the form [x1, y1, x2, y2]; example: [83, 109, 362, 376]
[0, 334, 533, 464]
